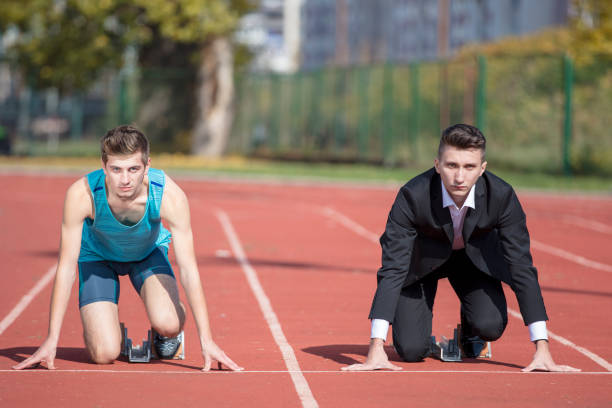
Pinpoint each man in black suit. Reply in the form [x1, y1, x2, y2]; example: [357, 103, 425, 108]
[343, 124, 579, 372]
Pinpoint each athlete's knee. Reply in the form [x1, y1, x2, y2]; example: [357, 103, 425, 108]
[470, 315, 507, 341]
[394, 339, 430, 362]
[87, 341, 121, 364]
[150, 310, 183, 338]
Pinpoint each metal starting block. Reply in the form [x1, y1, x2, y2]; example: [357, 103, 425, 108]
[430, 324, 492, 362]
[120, 323, 185, 363]
[121, 323, 152, 363]
[430, 327, 462, 362]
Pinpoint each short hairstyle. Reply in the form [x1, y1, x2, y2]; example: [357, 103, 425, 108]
[438, 124, 486, 160]
[101, 125, 149, 164]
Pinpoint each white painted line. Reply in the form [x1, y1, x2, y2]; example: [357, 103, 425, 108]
[1, 369, 609, 375]
[531, 240, 612, 274]
[562, 215, 612, 235]
[0, 264, 56, 336]
[215, 210, 318, 408]
[322, 206, 612, 274]
[321, 207, 379, 244]
[507, 309, 612, 371]
[320, 207, 612, 372]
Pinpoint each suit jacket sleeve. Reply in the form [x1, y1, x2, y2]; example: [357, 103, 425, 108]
[497, 189, 548, 325]
[368, 188, 417, 322]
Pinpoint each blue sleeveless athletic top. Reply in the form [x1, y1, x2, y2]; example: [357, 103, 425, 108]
[79, 168, 172, 262]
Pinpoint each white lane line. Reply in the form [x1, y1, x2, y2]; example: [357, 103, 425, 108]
[507, 309, 612, 371]
[1, 369, 609, 375]
[322, 205, 612, 275]
[562, 215, 612, 235]
[0, 264, 56, 336]
[321, 207, 379, 244]
[531, 240, 612, 274]
[320, 206, 612, 372]
[215, 210, 318, 408]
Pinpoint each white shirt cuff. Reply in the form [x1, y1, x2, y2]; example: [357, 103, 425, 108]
[528, 321, 548, 342]
[371, 319, 390, 340]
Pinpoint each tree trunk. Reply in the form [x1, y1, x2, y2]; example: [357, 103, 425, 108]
[191, 37, 234, 156]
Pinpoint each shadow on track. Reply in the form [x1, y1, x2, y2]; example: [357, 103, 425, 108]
[2, 347, 215, 371]
[198, 255, 371, 274]
[302, 344, 524, 369]
[302, 344, 404, 365]
[0, 346, 90, 365]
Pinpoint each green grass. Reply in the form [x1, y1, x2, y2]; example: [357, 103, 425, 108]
[0, 154, 610, 193]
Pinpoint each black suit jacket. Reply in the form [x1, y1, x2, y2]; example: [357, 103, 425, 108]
[369, 168, 548, 326]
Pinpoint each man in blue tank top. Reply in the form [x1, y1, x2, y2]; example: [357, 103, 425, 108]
[14, 125, 242, 371]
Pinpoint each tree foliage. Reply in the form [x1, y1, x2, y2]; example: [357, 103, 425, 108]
[0, 0, 252, 91]
[570, 0, 612, 61]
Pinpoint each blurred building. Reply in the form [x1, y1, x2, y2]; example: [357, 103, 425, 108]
[235, 0, 294, 72]
[236, 0, 569, 72]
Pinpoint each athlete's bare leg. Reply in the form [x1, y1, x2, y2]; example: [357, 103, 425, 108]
[140, 274, 185, 337]
[80, 301, 122, 364]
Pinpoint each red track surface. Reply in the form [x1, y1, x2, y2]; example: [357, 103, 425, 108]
[0, 172, 611, 407]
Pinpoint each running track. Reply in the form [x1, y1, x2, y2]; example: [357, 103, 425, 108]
[0, 172, 611, 407]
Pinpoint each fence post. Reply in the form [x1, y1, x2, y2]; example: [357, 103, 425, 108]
[290, 70, 303, 149]
[562, 54, 574, 176]
[269, 74, 282, 151]
[476, 55, 486, 131]
[232, 71, 248, 153]
[70, 93, 83, 140]
[333, 67, 347, 153]
[247, 75, 262, 153]
[382, 63, 394, 165]
[118, 73, 128, 124]
[308, 68, 325, 150]
[356, 66, 370, 160]
[410, 62, 420, 161]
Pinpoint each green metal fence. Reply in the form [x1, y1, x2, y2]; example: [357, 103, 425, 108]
[230, 55, 612, 175]
[0, 67, 196, 156]
[2, 54, 611, 175]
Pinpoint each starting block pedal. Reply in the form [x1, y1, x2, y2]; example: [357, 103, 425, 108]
[120, 323, 185, 362]
[120, 322, 152, 363]
[430, 327, 462, 362]
[431, 324, 493, 362]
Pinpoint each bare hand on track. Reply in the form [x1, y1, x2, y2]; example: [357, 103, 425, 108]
[341, 338, 402, 371]
[13, 338, 57, 370]
[202, 340, 243, 371]
[522, 339, 580, 372]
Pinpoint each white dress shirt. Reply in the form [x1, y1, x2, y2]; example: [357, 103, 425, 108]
[371, 181, 548, 342]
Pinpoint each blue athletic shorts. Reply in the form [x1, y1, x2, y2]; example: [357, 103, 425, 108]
[78, 247, 175, 308]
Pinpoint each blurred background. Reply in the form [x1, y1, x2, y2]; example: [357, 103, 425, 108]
[0, 0, 610, 177]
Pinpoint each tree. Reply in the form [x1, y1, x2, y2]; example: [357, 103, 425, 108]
[0, 0, 255, 155]
[570, 0, 612, 62]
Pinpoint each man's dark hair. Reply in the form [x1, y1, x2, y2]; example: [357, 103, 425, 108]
[438, 124, 486, 160]
[101, 125, 149, 164]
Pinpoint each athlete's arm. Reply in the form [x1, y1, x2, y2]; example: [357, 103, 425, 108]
[14, 177, 92, 370]
[161, 176, 242, 371]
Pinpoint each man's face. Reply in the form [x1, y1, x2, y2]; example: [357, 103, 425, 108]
[434, 146, 486, 207]
[102, 152, 150, 200]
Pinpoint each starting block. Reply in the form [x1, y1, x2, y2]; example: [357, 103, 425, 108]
[120, 323, 152, 363]
[456, 323, 492, 359]
[430, 324, 492, 362]
[430, 327, 462, 362]
[120, 323, 185, 363]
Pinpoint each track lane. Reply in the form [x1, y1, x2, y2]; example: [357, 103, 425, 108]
[0, 175, 303, 407]
[1, 174, 611, 407]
